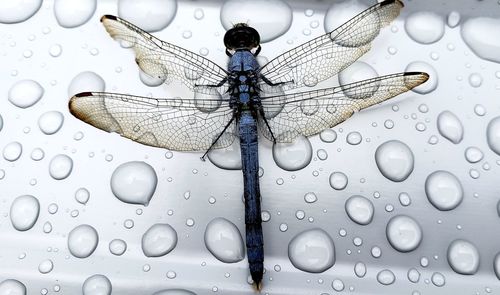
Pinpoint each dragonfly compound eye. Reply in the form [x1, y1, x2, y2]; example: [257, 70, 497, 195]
[224, 23, 260, 51]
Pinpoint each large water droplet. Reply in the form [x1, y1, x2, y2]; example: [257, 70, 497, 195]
[405, 12, 445, 44]
[82, 274, 112, 295]
[220, 0, 292, 43]
[447, 239, 480, 275]
[204, 217, 244, 263]
[110, 161, 158, 206]
[494, 253, 500, 280]
[324, 0, 367, 33]
[3, 141, 23, 162]
[375, 140, 414, 182]
[377, 269, 395, 285]
[0, 0, 42, 24]
[339, 62, 379, 99]
[49, 154, 73, 180]
[142, 223, 177, 257]
[68, 224, 99, 258]
[386, 215, 422, 252]
[8, 80, 44, 108]
[10, 195, 40, 231]
[118, 0, 177, 32]
[139, 70, 165, 87]
[0, 279, 26, 295]
[208, 137, 242, 170]
[487, 116, 500, 156]
[68, 71, 105, 97]
[425, 170, 463, 211]
[54, 0, 96, 28]
[437, 111, 464, 144]
[405, 61, 437, 94]
[38, 111, 64, 135]
[461, 17, 500, 63]
[345, 195, 374, 225]
[288, 228, 335, 273]
[329, 172, 348, 190]
[273, 135, 312, 171]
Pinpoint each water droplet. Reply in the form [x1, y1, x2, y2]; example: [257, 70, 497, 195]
[204, 218, 244, 263]
[447, 11, 461, 28]
[279, 223, 288, 232]
[288, 228, 335, 273]
[208, 137, 242, 170]
[494, 253, 500, 280]
[0, 0, 41, 23]
[354, 262, 366, 278]
[377, 269, 395, 285]
[54, 0, 96, 28]
[182, 30, 192, 39]
[398, 192, 412, 206]
[142, 223, 177, 257]
[110, 161, 157, 206]
[487, 116, 500, 156]
[464, 147, 483, 163]
[420, 256, 429, 267]
[49, 154, 73, 180]
[384, 119, 394, 129]
[461, 17, 500, 63]
[261, 211, 271, 222]
[153, 290, 195, 295]
[375, 140, 414, 182]
[316, 149, 328, 160]
[199, 47, 209, 56]
[405, 61, 438, 94]
[0, 279, 26, 295]
[320, 129, 337, 143]
[68, 71, 105, 97]
[10, 195, 40, 231]
[304, 192, 318, 204]
[474, 104, 486, 116]
[405, 12, 445, 44]
[437, 111, 464, 144]
[431, 272, 446, 287]
[447, 239, 480, 275]
[345, 195, 374, 225]
[193, 8, 204, 20]
[38, 259, 54, 274]
[48, 44, 62, 57]
[109, 239, 127, 256]
[3, 141, 23, 162]
[407, 268, 420, 283]
[425, 170, 464, 211]
[38, 111, 64, 135]
[74, 187, 91, 205]
[387, 46, 398, 55]
[468, 73, 483, 88]
[295, 210, 305, 220]
[166, 271, 176, 279]
[48, 203, 58, 214]
[43, 221, 52, 233]
[331, 279, 344, 292]
[118, 0, 177, 32]
[220, 0, 292, 42]
[386, 215, 422, 252]
[346, 131, 362, 145]
[68, 224, 99, 258]
[324, 0, 367, 33]
[123, 219, 134, 229]
[329, 172, 348, 190]
[339, 62, 378, 99]
[30, 148, 45, 161]
[82, 274, 112, 295]
[273, 135, 312, 171]
[8, 79, 44, 108]
[371, 246, 382, 258]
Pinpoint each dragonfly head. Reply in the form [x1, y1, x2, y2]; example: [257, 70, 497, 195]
[224, 23, 260, 52]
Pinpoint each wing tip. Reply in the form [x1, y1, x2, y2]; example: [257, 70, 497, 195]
[74, 91, 94, 98]
[380, 0, 404, 7]
[404, 71, 429, 80]
[101, 14, 117, 22]
[69, 92, 93, 119]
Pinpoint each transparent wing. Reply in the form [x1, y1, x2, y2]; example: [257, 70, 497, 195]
[258, 0, 403, 90]
[258, 72, 429, 142]
[69, 92, 236, 152]
[101, 15, 229, 93]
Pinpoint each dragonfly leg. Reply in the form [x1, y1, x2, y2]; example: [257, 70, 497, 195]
[260, 74, 294, 87]
[200, 114, 236, 161]
[257, 106, 276, 143]
[194, 77, 227, 88]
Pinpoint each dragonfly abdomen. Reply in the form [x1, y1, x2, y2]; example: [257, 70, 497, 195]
[238, 110, 264, 289]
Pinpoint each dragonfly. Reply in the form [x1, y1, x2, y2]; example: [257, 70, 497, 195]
[69, 0, 428, 290]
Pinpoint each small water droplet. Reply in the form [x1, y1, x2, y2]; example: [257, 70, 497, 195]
[468, 73, 483, 88]
[110, 161, 157, 206]
[447, 239, 480, 275]
[329, 172, 348, 190]
[38, 259, 54, 274]
[437, 111, 464, 144]
[377, 269, 395, 285]
[204, 218, 244, 263]
[10, 195, 40, 231]
[82, 274, 112, 295]
[141, 223, 177, 257]
[346, 131, 362, 145]
[405, 12, 445, 44]
[49, 154, 73, 180]
[425, 170, 464, 211]
[3, 141, 23, 162]
[38, 111, 64, 135]
[288, 229, 335, 273]
[375, 140, 414, 182]
[68, 224, 99, 258]
[345, 195, 374, 225]
[386, 215, 422, 252]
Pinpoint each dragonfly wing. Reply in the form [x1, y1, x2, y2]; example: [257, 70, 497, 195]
[258, 72, 429, 142]
[258, 0, 403, 90]
[69, 92, 236, 151]
[101, 15, 229, 92]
